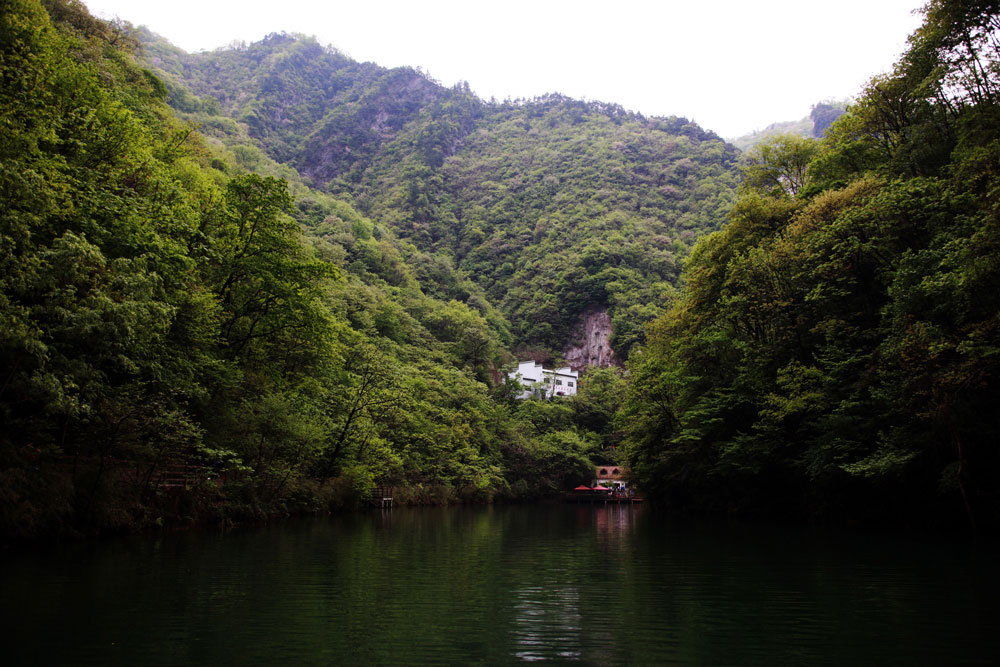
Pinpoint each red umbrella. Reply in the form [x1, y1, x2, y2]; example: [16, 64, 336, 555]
[573, 485, 594, 491]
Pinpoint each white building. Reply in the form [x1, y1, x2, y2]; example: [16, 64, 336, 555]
[508, 361, 579, 399]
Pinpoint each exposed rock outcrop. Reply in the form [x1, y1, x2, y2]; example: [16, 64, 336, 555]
[563, 306, 618, 371]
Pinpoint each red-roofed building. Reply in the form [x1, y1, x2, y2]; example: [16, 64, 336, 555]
[594, 465, 625, 490]
[595, 465, 622, 481]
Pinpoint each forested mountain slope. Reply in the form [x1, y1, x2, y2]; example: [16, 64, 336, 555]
[138, 33, 740, 359]
[0, 0, 624, 540]
[363, 97, 738, 355]
[623, 0, 1000, 530]
[7, 0, 992, 539]
[730, 100, 848, 151]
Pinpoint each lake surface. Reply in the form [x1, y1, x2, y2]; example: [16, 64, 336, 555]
[3, 504, 998, 665]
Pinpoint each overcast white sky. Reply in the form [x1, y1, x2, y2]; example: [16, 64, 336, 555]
[83, 0, 925, 138]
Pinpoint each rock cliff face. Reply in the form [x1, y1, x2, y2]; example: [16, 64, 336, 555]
[563, 306, 618, 371]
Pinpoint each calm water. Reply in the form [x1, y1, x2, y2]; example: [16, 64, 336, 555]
[2, 505, 998, 665]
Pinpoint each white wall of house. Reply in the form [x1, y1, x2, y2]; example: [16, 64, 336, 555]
[509, 361, 579, 399]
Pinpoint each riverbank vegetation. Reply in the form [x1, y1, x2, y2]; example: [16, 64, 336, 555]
[2, 0, 998, 540]
[0, 0, 626, 540]
[622, 0, 1000, 531]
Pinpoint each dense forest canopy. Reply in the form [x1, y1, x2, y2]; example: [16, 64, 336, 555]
[622, 0, 1000, 530]
[137, 32, 740, 358]
[1, 0, 998, 539]
[0, 0, 628, 539]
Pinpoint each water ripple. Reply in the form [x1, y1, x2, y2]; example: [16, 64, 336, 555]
[2, 506, 998, 665]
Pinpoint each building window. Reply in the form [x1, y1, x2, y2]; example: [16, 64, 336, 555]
[555, 379, 563, 386]
[568, 382, 574, 387]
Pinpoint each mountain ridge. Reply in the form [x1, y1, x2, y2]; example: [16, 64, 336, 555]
[137, 30, 741, 360]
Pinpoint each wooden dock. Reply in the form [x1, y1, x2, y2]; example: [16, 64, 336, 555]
[563, 493, 643, 504]
[373, 486, 393, 509]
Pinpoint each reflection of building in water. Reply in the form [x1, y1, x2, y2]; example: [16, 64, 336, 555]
[570, 502, 639, 539]
[594, 504, 635, 538]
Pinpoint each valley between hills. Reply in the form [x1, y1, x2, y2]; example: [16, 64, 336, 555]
[2, 0, 999, 539]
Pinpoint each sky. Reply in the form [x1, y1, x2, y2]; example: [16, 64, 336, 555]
[82, 0, 926, 138]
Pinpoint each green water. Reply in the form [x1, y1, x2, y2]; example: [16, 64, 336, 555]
[2, 505, 997, 665]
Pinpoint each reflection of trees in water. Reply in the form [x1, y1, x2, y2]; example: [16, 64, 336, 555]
[505, 507, 642, 663]
[510, 582, 582, 662]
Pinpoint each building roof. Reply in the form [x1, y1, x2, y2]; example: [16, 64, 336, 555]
[515, 361, 578, 378]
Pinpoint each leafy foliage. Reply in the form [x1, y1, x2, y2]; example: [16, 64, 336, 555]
[623, 0, 1000, 530]
[1, 1, 640, 539]
[137, 35, 740, 358]
[10, 0, 994, 540]
[731, 99, 848, 151]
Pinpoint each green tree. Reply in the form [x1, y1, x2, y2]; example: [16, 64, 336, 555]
[740, 134, 820, 197]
